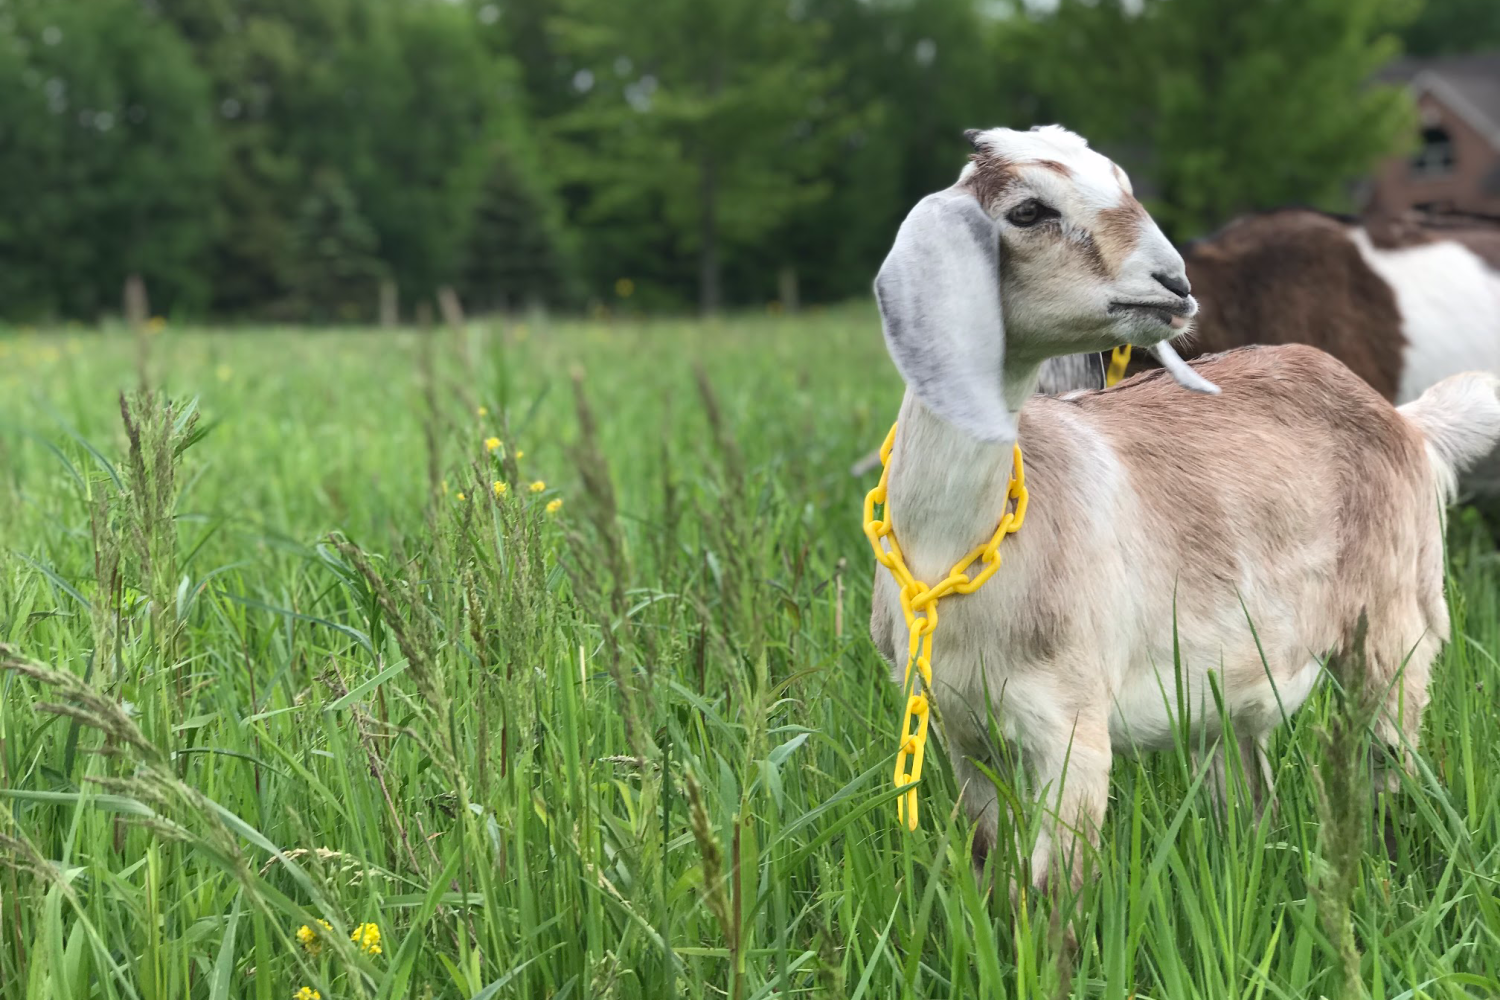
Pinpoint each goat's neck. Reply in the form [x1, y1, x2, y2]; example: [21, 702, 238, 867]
[885, 361, 1040, 584]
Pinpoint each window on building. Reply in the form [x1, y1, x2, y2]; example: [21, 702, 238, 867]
[1411, 125, 1456, 177]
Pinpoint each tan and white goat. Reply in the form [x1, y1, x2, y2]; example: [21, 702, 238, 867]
[868, 125, 1500, 890]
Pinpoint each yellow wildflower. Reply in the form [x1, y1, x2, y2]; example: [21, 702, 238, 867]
[493, 480, 508, 497]
[476, 406, 488, 417]
[529, 480, 546, 493]
[296, 920, 332, 956]
[456, 491, 467, 501]
[293, 989, 321, 1000]
[514, 450, 524, 459]
[546, 498, 563, 514]
[484, 436, 501, 452]
[351, 922, 383, 955]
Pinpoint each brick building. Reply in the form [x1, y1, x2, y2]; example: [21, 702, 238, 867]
[1366, 52, 1500, 217]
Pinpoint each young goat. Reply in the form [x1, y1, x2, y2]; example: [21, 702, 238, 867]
[868, 125, 1500, 892]
[851, 208, 1500, 478]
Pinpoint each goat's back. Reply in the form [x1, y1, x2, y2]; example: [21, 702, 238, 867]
[1026, 344, 1444, 655]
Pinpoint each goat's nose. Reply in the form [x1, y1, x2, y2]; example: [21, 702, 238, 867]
[1152, 271, 1191, 299]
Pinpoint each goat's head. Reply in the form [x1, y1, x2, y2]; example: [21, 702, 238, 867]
[875, 125, 1212, 443]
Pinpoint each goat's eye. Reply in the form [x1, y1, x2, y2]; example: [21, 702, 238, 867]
[1007, 199, 1053, 227]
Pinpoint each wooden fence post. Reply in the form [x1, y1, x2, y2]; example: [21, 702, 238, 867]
[777, 266, 799, 314]
[379, 279, 399, 327]
[124, 273, 149, 329]
[437, 285, 466, 330]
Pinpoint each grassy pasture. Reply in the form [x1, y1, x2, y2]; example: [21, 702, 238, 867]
[3, 311, 1500, 999]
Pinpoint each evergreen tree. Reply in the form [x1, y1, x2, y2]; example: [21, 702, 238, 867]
[0, 0, 1442, 322]
[458, 145, 577, 313]
[157, 0, 539, 317]
[283, 167, 387, 323]
[1403, 0, 1500, 57]
[766, 0, 1023, 304]
[550, 0, 851, 313]
[0, 0, 218, 319]
[156, 0, 370, 316]
[461, 0, 579, 312]
[337, 1, 502, 301]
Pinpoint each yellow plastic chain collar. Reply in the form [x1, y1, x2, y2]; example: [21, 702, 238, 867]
[862, 421, 1028, 830]
[1105, 345, 1132, 387]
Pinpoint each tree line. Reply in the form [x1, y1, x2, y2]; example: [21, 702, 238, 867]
[0, 0, 1492, 323]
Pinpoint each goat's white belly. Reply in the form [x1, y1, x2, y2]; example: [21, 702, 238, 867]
[1106, 656, 1323, 752]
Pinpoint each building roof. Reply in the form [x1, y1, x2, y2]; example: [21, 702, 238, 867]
[1384, 52, 1500, 153]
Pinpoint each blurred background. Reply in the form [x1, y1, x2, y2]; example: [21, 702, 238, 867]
[0, 0, 1496, 325]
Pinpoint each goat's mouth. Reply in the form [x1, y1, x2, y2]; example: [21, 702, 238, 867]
[1108, 299, 1194, 330]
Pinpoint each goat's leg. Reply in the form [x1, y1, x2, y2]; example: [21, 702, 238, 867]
[951, 752, 1003, 881]
[1025, 715, 1112, 895]
[1372, 631, 1440, 791]
[1199, 731, 1274, 819]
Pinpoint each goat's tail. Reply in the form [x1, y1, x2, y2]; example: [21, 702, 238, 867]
[1399, 371, 1500, 502]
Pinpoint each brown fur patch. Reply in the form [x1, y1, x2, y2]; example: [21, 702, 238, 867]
[962, 152, 1019, 211]
[1176, 210, 1407, 400]
[1094, 198, 1148, 278]
[1073, 232, 1109, 280]
[961, 156, 1081, 211]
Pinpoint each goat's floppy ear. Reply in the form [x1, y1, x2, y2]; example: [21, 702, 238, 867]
[875, 189, 1015, 443]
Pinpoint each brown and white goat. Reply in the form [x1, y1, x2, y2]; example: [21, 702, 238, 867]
[851, 208, 1500, 477]
[868, 125, 1500, 891]
[1143, 207, 1500, 408]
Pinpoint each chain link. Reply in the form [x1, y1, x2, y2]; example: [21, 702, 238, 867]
[862, 421, 1028, 830]
[1106, 345, 1132, 387]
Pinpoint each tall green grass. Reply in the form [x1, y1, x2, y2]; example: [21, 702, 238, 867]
[2, 311, 1499, 999]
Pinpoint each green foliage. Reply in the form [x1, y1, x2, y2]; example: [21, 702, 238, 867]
[548, 0, 855, 312]
[1403, 0, 1500, 56]
[0, 0, 1478, 318]
[337, 0, 501, 298]
[770, 0, 1030, 303]
[4, 316, 1500, 997]
[284, 168, 388, 323]
[158, 0, 544, 317]
[1019, 0, 1419, 238]
[156, 0, 368, 316]
[458, 143, 579, 312]
[0, 0, 219, 320]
